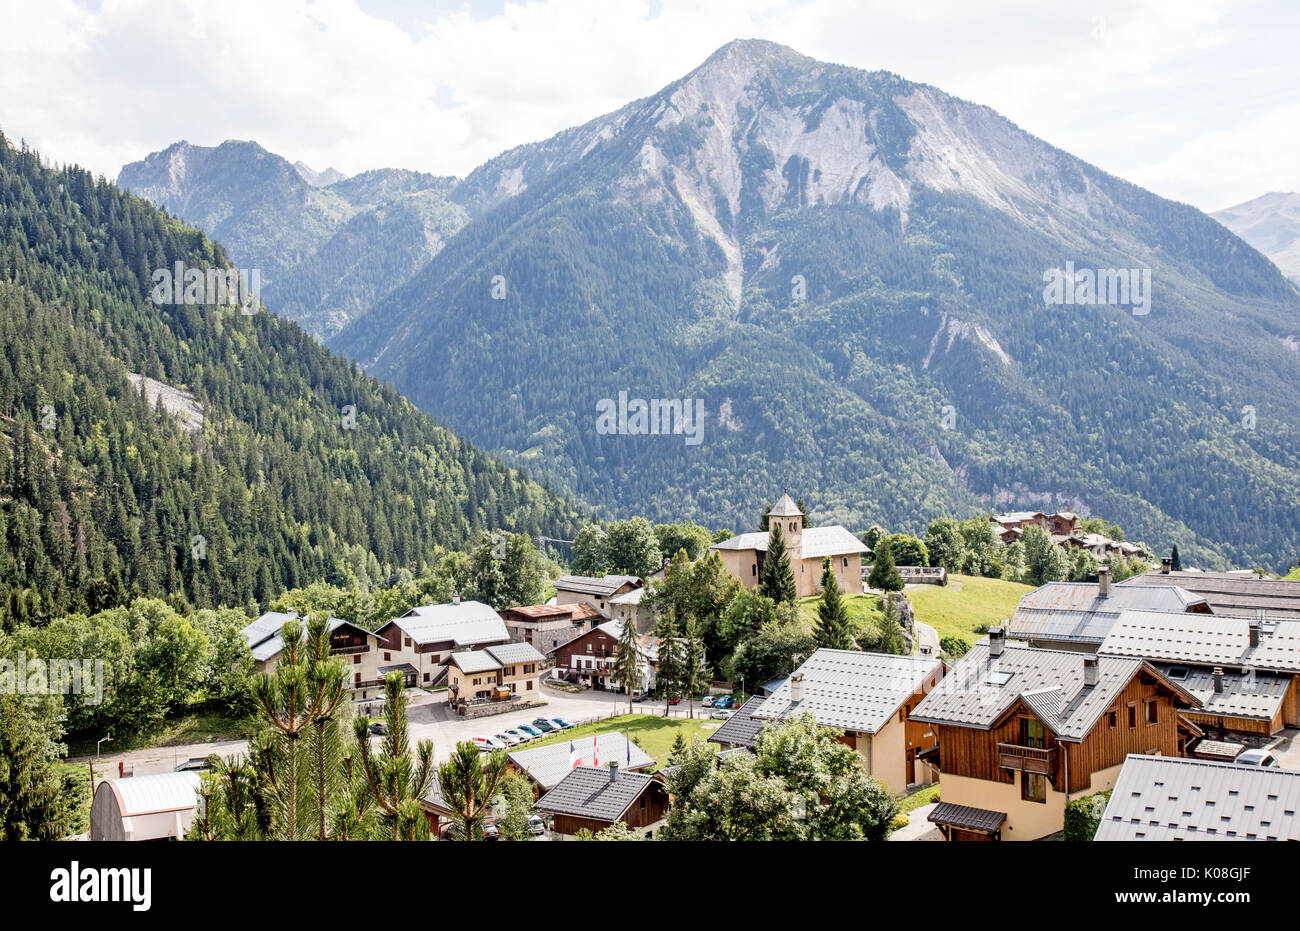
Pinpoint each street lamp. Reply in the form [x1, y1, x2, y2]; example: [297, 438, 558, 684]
[90, 735, 112, 822]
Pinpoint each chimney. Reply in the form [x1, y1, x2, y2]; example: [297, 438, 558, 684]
[1248, 618, 1261, 648]
[608, 761, 619, 783]
[1098, 565, 1111, 597]
[1160, 557, 1172, 574]
[452, 593, 461, 605]
[1083, 655, 1100, 688]
[1213, 667, 1224, 693]
[989, 626, 1006, 658]
[790, 673, 805, 704]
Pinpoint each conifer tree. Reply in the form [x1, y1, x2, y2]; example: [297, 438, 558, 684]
[814, 557, 854, 650]
[611, 615, 643, 714]
[352, 672, 436, 840]
[867, 540, 904, 592]
[760, 522, 797, 604]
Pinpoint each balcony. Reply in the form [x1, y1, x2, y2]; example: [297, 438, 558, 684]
[997, 742, 1057, 775]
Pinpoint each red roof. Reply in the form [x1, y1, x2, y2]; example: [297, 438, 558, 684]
[505, 602, 602, 622]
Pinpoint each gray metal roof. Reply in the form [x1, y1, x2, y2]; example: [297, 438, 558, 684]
[768, 493, 802, 517]
[485, 641, 546, 666]
[448, 651, 501, 674]
[534, 766, 660, 822]
[711, 526, 868, 559]
[928, 801, 1007, 833]
[553, 575, 642, 597]
[508, 732, 654, 790]
[242, 611, 298, 649]
[1158, 664, 1290, 721]
[1096, 754, 1300, 840]
[752, 649, 943, 735]
[1007, 582, 1209, 645]
[1120, 570, 1300, 618]
[1100, 610, 1300, 673]
[391, 601, 508, 647]
[245, 615, 362, 662]
[910, 641, 1199, 740]
[706, 696, 769, 749]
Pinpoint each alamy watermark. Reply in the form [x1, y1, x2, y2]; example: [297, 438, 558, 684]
[1042, 261, 1151, 316]
[151, 261, 261, 314]
[595, 390, 705, 446]
[1, 653, 104, 705]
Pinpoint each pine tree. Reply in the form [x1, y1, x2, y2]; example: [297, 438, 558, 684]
[815, 557, 854, 650]
[760, 522, 797, 604]
[867, 540, 904, 592]
[680, 614, 709, 719]
[352, 672, 436, 840]
[611, 616, 643, 714]
[1170, 544, 1183, 571]
[438, 741, 509, 841]
[653, 611, 683, 717]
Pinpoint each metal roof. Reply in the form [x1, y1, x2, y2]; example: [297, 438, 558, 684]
[928, 801, 1007, 833]
[1007, 582, 1209, 645]
[390, 601, 508, 647]
[706, 696, 769, 749]
[752, 649, 943, 735]
[484, 641, 546, 665]
[100, 772, 202, 817]
[448, 651, 502, 674]
[245, 616, 365, 662]
[534, 766, 660, 822]
[609, 587, 644, 606]
[508, 732, 655, 790]
[768, 494, 802, 517]
[242, 611, 298, 648]
[910, 641, 1199, 740]
[711, 526, 868, 559]
[1096, 754, 1300, 841]
[1100, 610, 1300, 673]
[553, 575, 642, 597]
[1121, 571, 1300, 618]
[1159, 664, 1289, 721]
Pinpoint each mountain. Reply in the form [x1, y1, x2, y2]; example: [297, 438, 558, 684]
[293, 159, 348, 188]
[0, 129, 582, 621]
[1214, 192, 1300, 285]
[330, 39, 1300, 570]
[118, 141, 467, 337]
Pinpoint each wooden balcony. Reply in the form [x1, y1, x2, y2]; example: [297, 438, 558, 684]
[997, 742, 1057, 775]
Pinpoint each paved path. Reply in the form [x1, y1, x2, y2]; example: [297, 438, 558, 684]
[889, 802, 943, 841]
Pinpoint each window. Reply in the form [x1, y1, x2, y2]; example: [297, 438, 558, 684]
[1022, 772, 1047, 803]
[353, 654, 361, 664]
[751, 564, 757, 576]
[383, 651, 391, 661]
[527, 680, 533, 690]
[1128, 704, 1137, 728]
[404, 637, 411, 648]
[1107, 711, 1117, 728]
[843, 557, 848, 568]
[1146, 700, 1158, 725]
[1019, 717, 1046, 749]
[423, 672, 430, 681]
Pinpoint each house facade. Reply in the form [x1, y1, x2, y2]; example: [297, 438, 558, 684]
[446, 641, 546, 710]
[553, 575, 644, 618]
[534, 763, 670, 836]
[243, 612, 386, 701]
[374, 600, 510, 687]
[551, 620, 659, 692]
[502, 602, 602, 655]
[712, 494, 868, 599]
[911, 628, 1201, 841]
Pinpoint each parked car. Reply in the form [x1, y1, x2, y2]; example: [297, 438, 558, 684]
[369, 721, 387, 736]
[482, 822, 500, 840]
[702, 695, 716, 707]
[632, 691, 652, 703]
[504, 728, 530, 743]
[515, 724, 543, 739]
[548, 717, 574, 730]
[713, 695, 736, 709]
[472, 735, 506, 751]
[666, 695, 681, 705]
[709, 709, 732, 720]
[494, 732, 520, 747]
[532, 718, 558, 733]
[527, 814, 547, 836]
[1236, 748, 1280, 768]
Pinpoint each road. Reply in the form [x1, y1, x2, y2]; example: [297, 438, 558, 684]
[74, 682, 704, 778]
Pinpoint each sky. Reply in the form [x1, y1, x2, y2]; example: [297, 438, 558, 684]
[0, 0, 1295, 212]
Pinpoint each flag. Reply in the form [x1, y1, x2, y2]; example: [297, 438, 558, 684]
[569, 740, 582, 769]
[593, 734, 599, 767]
[626, 735, 632, 765]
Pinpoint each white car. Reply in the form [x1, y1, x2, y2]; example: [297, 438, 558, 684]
[472, 735, 506, 752]
[1236, 748, 1280, 768]
[702, 696, 716, 707]
[527, 814, 547, 836]
[493, 732, 521, 747]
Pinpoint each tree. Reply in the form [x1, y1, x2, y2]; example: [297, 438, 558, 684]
[438, 741, 509, 840]
[924, 519, 966, 573]
[940, 635, 970, 658]
[717, 589, 776, 654]
[680, 614, 709, 719]
[1022, 525, 1067, 586]
[653, 612, 683, 715]
[958, 516, 1000, 577]
[604, 517, 662, 578]
[867, 540, 904, 592]
[861, 525, 887, 551]
[611, 616, 643, 714]
[1170, 544, 1183, 572]
[731, 607, 816, 688]
[759, 522, 797, 604]
[878, 533, 928, 567]
[570, 523, 608, 576]
[0, 693, 74, 840]
[814, 557, 854, 650]
[652, 522, 713, 564]
[492, 771, 536, 841]
[658, 752, 798, 841]
[352, 672, 436, 840]
[873, 596, 906, 655]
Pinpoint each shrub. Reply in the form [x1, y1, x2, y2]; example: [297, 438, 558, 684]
[1064, 790, 1112, 841]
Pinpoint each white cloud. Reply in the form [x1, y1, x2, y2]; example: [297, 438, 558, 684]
[0, 0, 1293, 210]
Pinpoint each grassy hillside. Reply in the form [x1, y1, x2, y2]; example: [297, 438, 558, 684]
[907, 574, 1031, 647]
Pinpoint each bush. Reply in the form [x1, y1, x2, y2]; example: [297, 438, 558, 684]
[889, 814, 910, 831]
[1064, 790, 1112, 841]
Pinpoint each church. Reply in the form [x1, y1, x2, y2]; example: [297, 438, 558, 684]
[711, 494, 869, 599]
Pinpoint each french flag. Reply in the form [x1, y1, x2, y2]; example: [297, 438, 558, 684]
[569, 740, 582, 769]
[593, 734, 599, 767]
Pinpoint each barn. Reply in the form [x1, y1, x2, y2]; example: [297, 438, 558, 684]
[90, 772, 203, 841]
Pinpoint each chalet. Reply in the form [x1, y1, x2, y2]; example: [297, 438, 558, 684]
[750, 649, 945, 793]
[608, 586, 652, 633]
[1098, 611, 1300, 738]
[706, 695, 768, 750]
[446, 641, 546, 710]
[507, 731, 655, 795]
[1006, 567, 1212, 652]
[534, 763, 670, 836]
[374, 600, 510, 688]
[992, 511, 1078, 540]
[502, 602, 602, 654]
[1096, 754, 1300, 841]
[553, 575, 644, 618]
[552, 619, 660, 691]
[910, 628, 1201, 841]
[712, 494, 868, 599]
[242, 612, 386, 700]
[1120, 561, 1300, 618]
